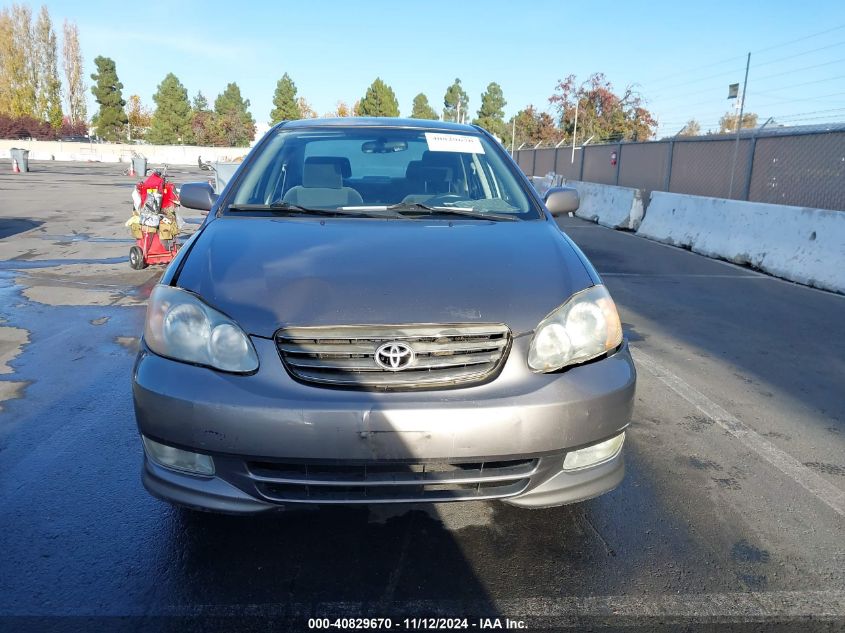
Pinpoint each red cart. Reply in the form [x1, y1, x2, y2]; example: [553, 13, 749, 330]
[128, 168, 181, 270]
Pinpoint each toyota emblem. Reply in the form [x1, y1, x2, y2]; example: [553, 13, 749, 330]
[374, 342, 415, 371]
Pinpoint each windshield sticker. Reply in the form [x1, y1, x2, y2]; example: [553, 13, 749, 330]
[424, 132, 485, 154]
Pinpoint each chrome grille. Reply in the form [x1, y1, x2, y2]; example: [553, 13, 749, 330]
[246, 458, 537, 504]
[275, 324, 511, 389]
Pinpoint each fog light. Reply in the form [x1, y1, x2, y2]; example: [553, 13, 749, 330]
[142, 436, 215, 476]
[563, 432, 625, 471]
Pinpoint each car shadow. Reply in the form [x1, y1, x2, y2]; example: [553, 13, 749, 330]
[0, 218, 42, 240]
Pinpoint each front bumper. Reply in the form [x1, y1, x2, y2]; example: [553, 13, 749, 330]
[133, 336, 635, 513]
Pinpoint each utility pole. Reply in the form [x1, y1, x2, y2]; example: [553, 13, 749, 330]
[570, 100, 579, 164]
[511, 118, 516, 157]
[728, 52, 751, 199]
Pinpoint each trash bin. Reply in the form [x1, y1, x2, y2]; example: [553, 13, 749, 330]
[132, 156, 147, 177]
[213, 162, 239, 194]
[10, 148, 30, 172]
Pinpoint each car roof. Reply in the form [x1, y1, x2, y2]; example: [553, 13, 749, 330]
[279, 117, 480, 133]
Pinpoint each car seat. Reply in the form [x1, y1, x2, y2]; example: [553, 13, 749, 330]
[283, 157, 363, 208]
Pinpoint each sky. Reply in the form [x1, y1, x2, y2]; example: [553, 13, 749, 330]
[28, 0, 845, 137]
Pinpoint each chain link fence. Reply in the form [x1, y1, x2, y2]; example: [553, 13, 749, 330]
[514, 124, 845, 212]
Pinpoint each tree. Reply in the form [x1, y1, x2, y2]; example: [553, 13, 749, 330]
[719, 111, 758, 133]
[332, 101, 352, 117]
[325, 101, 351, 117]
[192, 91, 209, 112]
[473, 82, 507, 139]
[443, 78, 468, 123]
[297, 96, 317, 119]
[126, 94, 151, 140]
[59, 115, 87, 137]
[549, 72, 656, 142]
[358, 78, 399, 117]
[507, 105, 562, 148]
[678, 119, 701, 137]
[34, 6, 62, 129]
[147, 73, 192, 144]
[62, 19, 86, 125]
[90, 56, 126, 141]
[213, 82, 255, 146]
[190, 91, 215, 145]
[410, 93, 438, 120]
[269, 73, 301, 123]
[0, 4, 37, 117]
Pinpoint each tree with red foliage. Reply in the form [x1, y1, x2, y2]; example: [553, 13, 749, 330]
[549, 73, 656, 143]
[0, 114, 56, 139]
[59, 116, 88, 137]
[507, 105, 563, 148]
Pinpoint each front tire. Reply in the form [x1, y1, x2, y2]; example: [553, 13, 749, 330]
[129, 245, 147, 270]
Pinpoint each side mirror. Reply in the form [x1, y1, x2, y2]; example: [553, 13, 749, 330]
[544, 186, 579, 216]
[179, 181, 218, 211]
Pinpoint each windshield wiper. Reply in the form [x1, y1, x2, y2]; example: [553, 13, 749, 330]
[385, 202, 519, 222]
[227, 202, 395, 218]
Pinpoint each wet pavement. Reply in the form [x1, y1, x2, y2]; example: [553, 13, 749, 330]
[0, 162, 843, 632]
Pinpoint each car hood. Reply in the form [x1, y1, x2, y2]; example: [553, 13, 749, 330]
[175, 216, 594, 338]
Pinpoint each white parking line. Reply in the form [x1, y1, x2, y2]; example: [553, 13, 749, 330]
[632, 348, 845, 518]
[159, 590, 845, 620]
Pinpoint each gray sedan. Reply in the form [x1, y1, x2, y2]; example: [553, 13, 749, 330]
[132, 118, 635, 513]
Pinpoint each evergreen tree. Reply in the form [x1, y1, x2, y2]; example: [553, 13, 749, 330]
[358, 78, 399, 117]
[473, 82, 507, 140]
[213, 82, 256, 146]
[269, 73, 301, 124]
[148, 73, 193, 144]
[443, 78, 468, 123]
[34, 6, 62, 129]
[192, 91, 209, 112]
[410, 93, 438, 120]
[90, 56, 127, 141]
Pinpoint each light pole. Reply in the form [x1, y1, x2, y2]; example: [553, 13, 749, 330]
[728, 52, 751, 199]
[570, 100, 579, 164]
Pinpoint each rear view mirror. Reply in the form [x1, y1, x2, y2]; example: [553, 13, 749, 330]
[179, 182, 218, 211]
[362, 140, 408, 154]
[544, 186, 580, 216]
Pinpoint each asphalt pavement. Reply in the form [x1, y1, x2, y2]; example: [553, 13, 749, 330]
[0, 162, 843, 632]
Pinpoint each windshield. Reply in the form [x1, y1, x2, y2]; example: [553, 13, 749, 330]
[227, 127, 540, 219]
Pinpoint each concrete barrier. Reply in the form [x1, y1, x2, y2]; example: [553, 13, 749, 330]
[565, 180, 644, 230]
[638, 191, 845, 294]
[0, 139, 249, 166]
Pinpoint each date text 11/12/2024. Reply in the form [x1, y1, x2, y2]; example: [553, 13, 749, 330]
[307, 618, 528, 630]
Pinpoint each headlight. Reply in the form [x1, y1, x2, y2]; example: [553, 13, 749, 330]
[528, 285, 622, 372]
[144, 285, 259, 373]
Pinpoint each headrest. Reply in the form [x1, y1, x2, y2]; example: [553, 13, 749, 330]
[421, 150, 460, 168]
[305, 156, 351, 178]
[405, 160, 424, 180]
[302, 161, 342, 189]
[420, 166, 452, 182]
